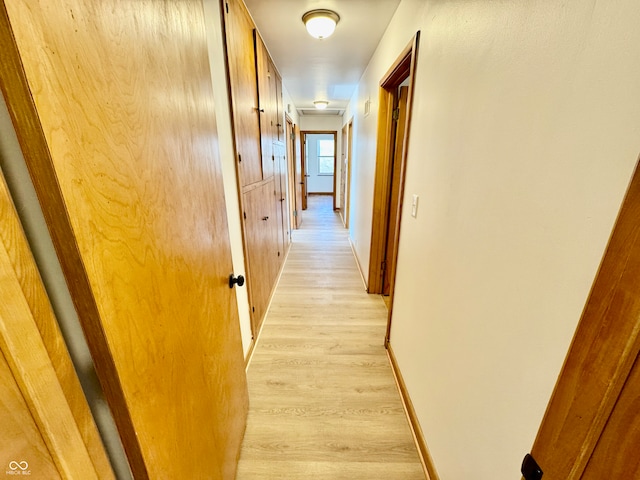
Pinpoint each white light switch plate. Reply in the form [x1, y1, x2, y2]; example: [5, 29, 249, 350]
[411, 194, 419, 218]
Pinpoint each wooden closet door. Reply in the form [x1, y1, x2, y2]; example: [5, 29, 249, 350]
[224, 0, 263, 186]
[255, 31, 274, 179]
[243, 182, 280, 332]
[1, 1, 248, 478]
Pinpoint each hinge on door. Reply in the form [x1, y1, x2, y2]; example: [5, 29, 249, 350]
[290, 132, 295, 140]
[381, 260, 386, 275]
[293, 210, 297, 217]
[392, 108, 400, 121]
[238, 153, 242, 163]
[225, 2, 229, 14]
[243, 211, 246, 220]
[272, 155, 275, 162]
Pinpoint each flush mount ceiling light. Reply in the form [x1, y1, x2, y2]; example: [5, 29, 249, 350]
[314, 100, 329, 110]
[302, 9, 340, 39]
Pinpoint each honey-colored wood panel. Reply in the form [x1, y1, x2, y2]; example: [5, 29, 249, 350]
[530, 160, 640, 478]
[383, 86, 409, 296]
[2, 0, 248, 478]
[274, 67, 284, 143]
[0, 349, 61, 480]
[0, 161, 112, 477]
[274, 142, 288, 255]
[224, 0, 264, 186]
[254, 30, 274, 179]
[243, 181, 280, 332]
[582, 353, 640, 479]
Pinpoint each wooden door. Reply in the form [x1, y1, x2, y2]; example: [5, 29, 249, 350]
[301, 134, 309, 210]
[254, 31, 273, 179]
[382, 86, 409, 296]
[345, 120, 353, 228]
[224, 0, 263, 187]
[243, 182, 279, 332]
[293, 123, 304, 226]
[527, 160, 640, 479]
[340, 123, 348, 223]
[1, 1, 248, 478]
[273, 143, 288, 254]
[0, 170, 113, 479]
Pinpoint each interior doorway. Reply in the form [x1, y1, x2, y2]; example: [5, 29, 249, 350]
[367, 33, 420, 338]
[301, 131, 337, 210]
[340, 120, 353, 228]
[286, 115, 303, 228]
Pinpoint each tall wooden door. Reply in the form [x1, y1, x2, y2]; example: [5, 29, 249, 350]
[224, 0, 263, 187]
[291, 121, 304, 227]
[527, 160, 640, 479]
[0, 170, 113, 479]
[1, 1, 248, 479]
[382, 86, 409, 296]
[340, 123, 348, 224]
[274, 143, 288, 254]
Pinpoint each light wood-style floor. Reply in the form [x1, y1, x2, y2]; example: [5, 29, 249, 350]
[237, 195, 425, 479]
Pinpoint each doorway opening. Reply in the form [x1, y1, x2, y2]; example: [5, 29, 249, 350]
[301, 131, 338, 210]
[286, 115, 303, 228]
[367, 33, 420, 335]
[340, 120, 353, 227]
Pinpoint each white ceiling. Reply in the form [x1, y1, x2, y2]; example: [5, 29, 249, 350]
[241, 0, 401, 115]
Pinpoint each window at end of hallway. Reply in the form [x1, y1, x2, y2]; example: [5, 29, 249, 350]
[318, 139, 334, 175]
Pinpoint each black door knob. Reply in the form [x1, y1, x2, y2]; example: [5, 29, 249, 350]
[229, 274, 245, 289]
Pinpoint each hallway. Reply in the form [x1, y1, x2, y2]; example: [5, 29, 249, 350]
[237, 195, 425, 479]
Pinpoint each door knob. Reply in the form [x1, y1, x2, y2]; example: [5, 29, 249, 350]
[228, 274, 245, 289]
[262, 216, 269, 221]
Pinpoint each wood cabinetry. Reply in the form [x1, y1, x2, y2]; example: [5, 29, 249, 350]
[223, 0, 290, 334]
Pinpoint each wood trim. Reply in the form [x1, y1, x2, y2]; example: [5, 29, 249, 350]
[0, 6, 147, 477]
[367, 88, 395, 294]
[348, 236, 368, 291]
[385, 32, 420, 342]
[368, 33, 420, 297]
[301, 130, 338, 201]
[345, 119, 353, 229]
[0, 174, 105, 479]
[530, 158, 640, 478]
[386, 343, 440, 480]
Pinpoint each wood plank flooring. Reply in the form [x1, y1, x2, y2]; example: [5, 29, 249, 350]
[237, 195, 425, 479]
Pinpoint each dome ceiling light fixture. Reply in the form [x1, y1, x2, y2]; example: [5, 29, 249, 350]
[314, 100, 329, 110]
[302, 9, 340, 39]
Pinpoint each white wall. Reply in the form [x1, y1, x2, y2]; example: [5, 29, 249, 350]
[203, 0, 253, 357]
[304, 133, 334, 194]
[347, 0, 640, 478]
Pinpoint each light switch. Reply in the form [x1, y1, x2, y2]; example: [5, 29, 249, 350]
[411, 194, 419, 218]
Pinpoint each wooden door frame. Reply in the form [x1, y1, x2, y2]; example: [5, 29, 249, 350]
[285, 114, 297, 229]
[529, 159, 640, 478]
[345, 119, 353, 228]
[367, 33, 420, 332]
[301, 130, 338, 210]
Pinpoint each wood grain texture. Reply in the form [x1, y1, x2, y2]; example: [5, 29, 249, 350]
[0, 167, 111, 478]
[255, 30, 274, 179]
[2, 0, 248, 478]
[0, 349, 61, 479]
[224, 0, 263, 187]
[531, 160, 640, 478]
[582, 352, 640, 479]
[237, 196, 425, 479]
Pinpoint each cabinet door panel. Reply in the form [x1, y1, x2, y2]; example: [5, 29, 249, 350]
[255, 31, 274, 179]
[225, 0, 263, 186]
[243, 181, 279, 331]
